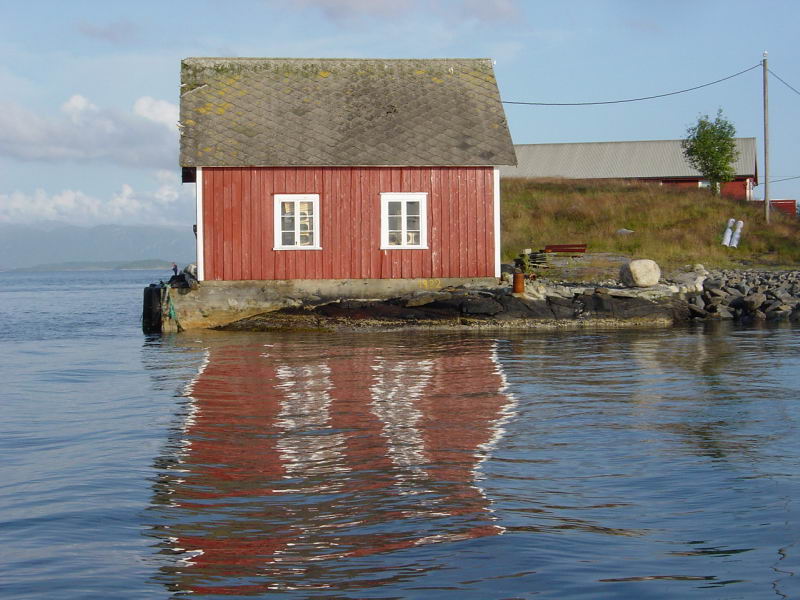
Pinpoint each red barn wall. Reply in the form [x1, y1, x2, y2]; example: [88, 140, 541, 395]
[649, 177, 752, 200]
[720, 178, 749, 200]
[200, 166, 496, 281]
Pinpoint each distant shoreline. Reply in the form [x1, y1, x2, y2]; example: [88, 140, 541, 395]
[4, 259, 193, 273]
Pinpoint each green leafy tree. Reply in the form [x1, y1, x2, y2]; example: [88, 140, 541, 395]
[681, 109, 740, 194]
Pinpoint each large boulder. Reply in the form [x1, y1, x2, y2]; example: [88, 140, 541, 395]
[620, 259, 661, 288]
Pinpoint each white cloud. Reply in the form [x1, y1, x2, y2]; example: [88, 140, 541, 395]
[0, 95, 178, 169]
[61, 94, 98, 120]
[134, 96, 179, 129]
[0, 172, 194, 226]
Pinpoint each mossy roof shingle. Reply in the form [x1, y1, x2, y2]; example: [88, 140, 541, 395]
[180, 58, 516, 167]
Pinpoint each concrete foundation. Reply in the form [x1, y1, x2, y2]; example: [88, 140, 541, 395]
[161, 277, 497, 331]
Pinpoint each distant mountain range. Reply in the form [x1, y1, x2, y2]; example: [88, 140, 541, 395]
[0, 223, 196, 270]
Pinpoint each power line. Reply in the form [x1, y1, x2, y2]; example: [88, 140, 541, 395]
[770, 175, 800, 183]
[768, 68, 800, 97]
[502, 63, 760, 106]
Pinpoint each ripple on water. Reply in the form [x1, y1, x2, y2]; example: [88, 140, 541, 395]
[2, 272, 800, 599]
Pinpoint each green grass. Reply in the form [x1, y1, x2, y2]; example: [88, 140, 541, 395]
[501, 178, 800, 270]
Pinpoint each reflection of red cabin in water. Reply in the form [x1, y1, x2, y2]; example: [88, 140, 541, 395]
[152, 339, 514, 595]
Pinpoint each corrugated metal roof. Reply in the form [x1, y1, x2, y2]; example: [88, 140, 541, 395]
[180, 57, 516, 168]
[500, 138, 757, 180]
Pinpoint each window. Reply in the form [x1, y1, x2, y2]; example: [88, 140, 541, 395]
[380, 192, 428, 249]
[273, 194, 321, 250]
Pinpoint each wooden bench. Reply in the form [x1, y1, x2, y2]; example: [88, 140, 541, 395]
[542, 244, 587, 257]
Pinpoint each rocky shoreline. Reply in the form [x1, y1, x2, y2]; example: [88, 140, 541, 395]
[684, 267, 800, 323]
[219, 264, 800, 332]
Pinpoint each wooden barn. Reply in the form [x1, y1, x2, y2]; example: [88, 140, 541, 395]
[500, 139, 758, 200]
[180, 58, 516, 283]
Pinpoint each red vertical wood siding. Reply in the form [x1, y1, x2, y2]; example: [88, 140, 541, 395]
[201, 166, 496, 281]
[652, 177, 750, 201]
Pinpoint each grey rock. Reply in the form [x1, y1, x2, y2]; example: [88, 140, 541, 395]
[547, 295, 576, 319]
[764, 300, 785, 313]
[707, 287, 729, 299]
[495, 294, 534, 318]
[688, 303, 709, 318]
[708, 304, 735, 319]
[703, 278, 723, 291]
[404, 291, 453, 307]
[727, 295, 746, 310]
[519, 297, 556, 319]
[461, 296, 503, 316]
[744, 293, 767, 312]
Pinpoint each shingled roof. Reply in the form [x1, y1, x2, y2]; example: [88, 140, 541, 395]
[180, 58, 516, 168]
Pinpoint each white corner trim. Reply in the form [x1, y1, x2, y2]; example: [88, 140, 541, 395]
[493, 167, 501, 278]
[196, 167, 204, 281]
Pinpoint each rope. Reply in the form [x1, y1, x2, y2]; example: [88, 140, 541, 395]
[163, 284, 181, 331]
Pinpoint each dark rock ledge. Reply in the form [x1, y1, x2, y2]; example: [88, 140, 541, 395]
[222, 285, 687, 332]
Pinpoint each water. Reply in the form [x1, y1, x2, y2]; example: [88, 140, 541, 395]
[2, 270, 799, 599]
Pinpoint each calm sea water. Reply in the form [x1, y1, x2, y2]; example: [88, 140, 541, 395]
[1, 269, 799, 599]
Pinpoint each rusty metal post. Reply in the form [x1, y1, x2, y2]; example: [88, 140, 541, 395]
[512, 272, 525, 294]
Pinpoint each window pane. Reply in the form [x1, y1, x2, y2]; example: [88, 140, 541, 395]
[281, 202, 295, 215]
[406, 201, 419, 216]
[299, 201, 313, 216]
[299, 217, 312, 232]
[282, 231, 295, 246]
[388, 215, 402, 232]
[406, 231, 420, 245]
[406, 216, 420, 231]
[388, 201, 402, 216]
[281, 216, 294, 231]
[299, 233, 313, 246]
[388, 232, 401, 246]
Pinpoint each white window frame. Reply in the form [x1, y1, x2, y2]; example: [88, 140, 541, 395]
[273, 194, 321, 250]
[380, 192, 428, 250]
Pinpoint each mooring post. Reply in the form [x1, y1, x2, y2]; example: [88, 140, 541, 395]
[142, 285, 163, 334]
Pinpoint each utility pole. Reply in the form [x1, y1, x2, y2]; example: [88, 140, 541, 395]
[763, 51, 770, 224]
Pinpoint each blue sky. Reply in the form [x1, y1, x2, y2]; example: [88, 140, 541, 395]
[1, 0, 798, 226]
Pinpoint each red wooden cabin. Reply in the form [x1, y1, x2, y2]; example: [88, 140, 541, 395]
[180, 58, 516, 282]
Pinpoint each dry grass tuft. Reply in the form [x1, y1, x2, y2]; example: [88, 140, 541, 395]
[501, 178, 800, 269]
